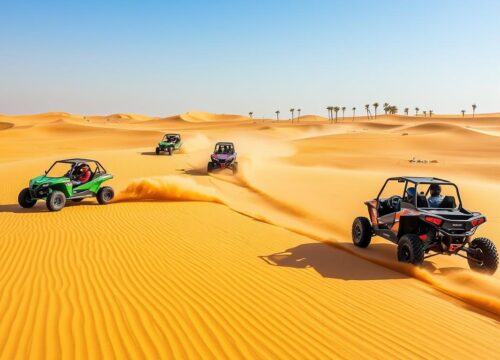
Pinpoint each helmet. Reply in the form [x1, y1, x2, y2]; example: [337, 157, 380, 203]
[80, 164, 90, 173]
[406, 187, 416, 198]
[429, 184, 441, 196]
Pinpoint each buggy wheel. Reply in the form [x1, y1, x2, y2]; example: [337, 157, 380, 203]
[467, 238, 498, 275]
[232, 162, 238, 174]
[352, 217, 372, 248]
[47, 191, 66, 211]
[207, 162, 213, 173]
[397, 234, 424, 265]
[155, 147, 161, 155]
[167, 147, 173, 155]
[97, 186, 114, 205]
[18, 188, 37, 208]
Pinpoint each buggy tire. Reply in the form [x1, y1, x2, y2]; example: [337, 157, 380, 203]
[467, 237, 498, 275]
[352, 217, 372, 248]
[97, 186, 114, 205]
[18, 188, 37, 208]
[155, 147, 161, 155]
[397, 234, 424, 265]
[47, 191, 66, 212]
[207, 162, 214, 173]
[232, 162, 238, 175]
[167, 147, 173, 156]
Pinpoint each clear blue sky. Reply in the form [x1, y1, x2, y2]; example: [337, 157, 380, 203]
[1, 0, 499, 117]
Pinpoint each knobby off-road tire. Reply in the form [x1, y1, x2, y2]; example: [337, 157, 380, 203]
[167, 147, 173, 156]
[352, 217, 372, 248]
[207, 162, 214, 173]
[155, 147, 161, 155]
[18, 188, 37, 208]
[97, 186, 114, 205]
[47, 191, 66, 211]
[397, 234, 425, 265]
[232, 162, 238, 175]
[467, 237, 498, 275]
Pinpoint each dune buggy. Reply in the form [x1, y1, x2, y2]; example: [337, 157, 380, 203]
[18, 159, 114, 212]
[352, 177, 498, 274]
[156, 134, 182, 155]
[207, 142, 238, 174]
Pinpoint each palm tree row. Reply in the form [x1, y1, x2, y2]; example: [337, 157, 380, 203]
[459, 104, 478, 118]
[270, 108, 303, 122]
[254, 103, 478, 123]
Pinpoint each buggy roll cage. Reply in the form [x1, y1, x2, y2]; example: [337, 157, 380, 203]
[376, 177, 463, 210]
[45, 159, 108, 177]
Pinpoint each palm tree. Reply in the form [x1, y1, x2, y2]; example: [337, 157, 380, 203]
[373, 102, 379, 118]
[297, 108, 301, 122]
[352, 107, 356, 121]
[248, 112, 253, 119]
[404, 107, 409, 116]
[388, 105, 398, 114]
[365, 104, 370, 119]
[333, 106, 340, 123]
[341, 106, 346, 121]
[461, 110, 466, 117]
[290, 108, 295, 123]
[275, 110, 280, 121]
[423, 110, 427, 117]
[383, 102, 390, 115]
[415, 107, 420, 116]
[472, 104, 477, 118]
[429, 110, 433, 118]
[327, 106, 333, 123]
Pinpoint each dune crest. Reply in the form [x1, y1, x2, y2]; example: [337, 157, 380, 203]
[180, 112, 250, 123]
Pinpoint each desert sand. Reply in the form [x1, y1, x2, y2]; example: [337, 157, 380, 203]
[0, 111, 499, 359]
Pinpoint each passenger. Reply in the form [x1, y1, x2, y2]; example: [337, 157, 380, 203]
[428, 184, 444, 208]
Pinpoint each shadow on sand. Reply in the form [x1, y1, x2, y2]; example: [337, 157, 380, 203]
[0, 201, 99, 214]
[139, 151, 161, 156]
[260, 242, 407, 281]
[176, 168, 207, 176]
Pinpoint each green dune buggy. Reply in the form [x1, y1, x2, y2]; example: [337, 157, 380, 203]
[156, 134, 182, 155]
[18, 159, 114, 212]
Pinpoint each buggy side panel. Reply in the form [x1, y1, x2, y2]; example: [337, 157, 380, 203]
[397, 215, 422, 240]
[74, 174, 113, 193]
[365, 200, 378, 226]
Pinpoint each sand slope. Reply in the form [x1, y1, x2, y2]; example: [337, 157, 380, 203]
[0, 112, 499, 359]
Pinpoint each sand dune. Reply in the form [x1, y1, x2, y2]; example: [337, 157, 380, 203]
[180, 112, 251, 123]
[0, 112, 499, 358]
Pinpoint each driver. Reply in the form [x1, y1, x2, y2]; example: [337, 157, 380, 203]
[73, 164, 91, 186]
[428, 184, 443, 208]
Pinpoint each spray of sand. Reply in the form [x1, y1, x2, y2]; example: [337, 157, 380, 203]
[115, 175, 223, 204]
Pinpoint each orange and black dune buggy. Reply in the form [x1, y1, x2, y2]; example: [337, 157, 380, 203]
[352, 177, 498, 274]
